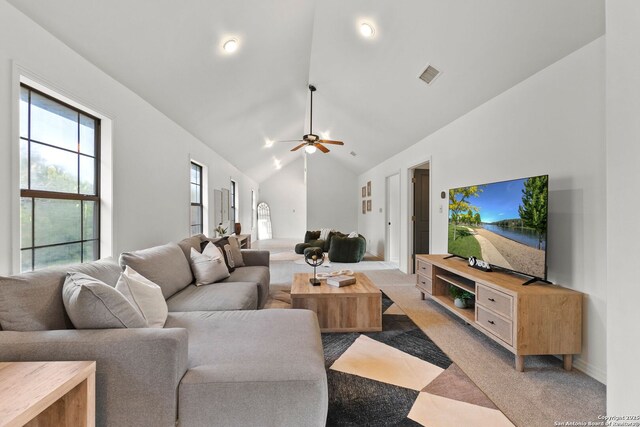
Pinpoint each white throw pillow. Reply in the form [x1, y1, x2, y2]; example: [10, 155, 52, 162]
[190, 243, 230, 286]
[116, 266, 168, 328]
[319, 228, 332, 241]
[348, 231, 358, 238]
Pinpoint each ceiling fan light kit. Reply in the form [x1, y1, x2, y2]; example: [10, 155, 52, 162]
[278, 84, 345, 155]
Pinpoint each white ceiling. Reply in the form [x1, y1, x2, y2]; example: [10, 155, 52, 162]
[8, 0, 604, 182]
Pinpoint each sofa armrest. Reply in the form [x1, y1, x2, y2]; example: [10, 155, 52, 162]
[0, 328, 188, 427]
[241, 250, 270, 267]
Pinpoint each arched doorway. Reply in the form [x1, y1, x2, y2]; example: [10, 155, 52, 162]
[257, 202, 272, 240]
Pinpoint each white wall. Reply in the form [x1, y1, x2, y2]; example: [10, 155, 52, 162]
[259, 156, 306, 239]
[307, 154, 358, 233]
[358, 38, 607, 382]
[606, 0, 640, 413]
[0, 0, 257, 275]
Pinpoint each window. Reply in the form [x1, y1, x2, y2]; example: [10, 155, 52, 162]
[190, 162, 203, 235]
[251, 189, 256, 229]
[19, 84, 100, 272]
[230, 179, 237, 223]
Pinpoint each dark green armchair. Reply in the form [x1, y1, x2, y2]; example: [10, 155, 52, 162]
[328, 234, 366, 263]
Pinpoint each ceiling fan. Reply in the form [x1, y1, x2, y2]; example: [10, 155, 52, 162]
[277, 85, 344, 154]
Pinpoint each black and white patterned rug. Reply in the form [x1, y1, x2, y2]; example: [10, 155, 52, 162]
[322, 293, 514, 426]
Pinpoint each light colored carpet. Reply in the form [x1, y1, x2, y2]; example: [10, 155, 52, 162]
[270, 251, 303, 262]
[256, 238, 606, 427]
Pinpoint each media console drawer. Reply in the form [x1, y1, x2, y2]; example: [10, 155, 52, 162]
[415, 258, 433, 298]
[476, 283, 513, 319]
[416, 259, 432, 277]
[476, 305, 513, 346]
[416, 275, 432, 294]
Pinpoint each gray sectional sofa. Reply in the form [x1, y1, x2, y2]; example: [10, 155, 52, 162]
[0, 234, 328, 426]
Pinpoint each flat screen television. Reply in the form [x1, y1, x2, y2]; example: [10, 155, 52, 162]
[447, 175, 548, 280]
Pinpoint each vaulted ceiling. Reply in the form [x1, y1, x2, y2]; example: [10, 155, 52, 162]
[8, 0, 605, 182]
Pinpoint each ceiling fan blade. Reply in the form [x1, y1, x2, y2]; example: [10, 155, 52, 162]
[315, 143, 330, 153]
[291, 143, 306, 152]
[318, 139, 344, 145]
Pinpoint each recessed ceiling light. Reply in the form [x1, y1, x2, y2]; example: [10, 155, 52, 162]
[273, 157, 282, 169]
[305, 145, 317, 154]
[223, 38, 238, 53]
[265, 139, 274, 148]
[360, 23, 375, 38]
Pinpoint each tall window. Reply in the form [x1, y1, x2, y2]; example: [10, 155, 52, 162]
[20, 84, 100, 272]
[230, 179, 237, 223]
[251, 189, 256, 229]
[190, 162, 203, 235]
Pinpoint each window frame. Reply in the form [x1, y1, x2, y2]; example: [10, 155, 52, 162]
[190, 162, 204, 235]
[19, 83, 101, 272]
[230, 179, 237, 223]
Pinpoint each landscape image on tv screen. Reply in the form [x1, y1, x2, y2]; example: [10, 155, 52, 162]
[447, 175, 548, 279]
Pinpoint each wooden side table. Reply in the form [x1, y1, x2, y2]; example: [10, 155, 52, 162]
[0, 361, 96, 427]
[236, 234, 252, 249]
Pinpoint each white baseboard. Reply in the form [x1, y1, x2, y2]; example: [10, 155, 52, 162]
[557, 355, 606, 384]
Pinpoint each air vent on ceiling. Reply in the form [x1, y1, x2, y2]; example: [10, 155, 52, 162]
[350, 151, 357, 157]
[419, 64, 441, 85]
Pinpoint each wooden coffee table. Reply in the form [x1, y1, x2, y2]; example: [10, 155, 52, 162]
[291, 272, 382, 333]
[0, 361, 96, 427]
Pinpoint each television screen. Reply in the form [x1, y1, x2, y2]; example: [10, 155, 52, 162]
[447, 175, 548, 279]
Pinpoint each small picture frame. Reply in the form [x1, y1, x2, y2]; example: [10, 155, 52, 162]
[367, 199, 372, 212]
[362, 200, 366, 214]
[362, 186, 366, 198]
[367, 181, 371, 197]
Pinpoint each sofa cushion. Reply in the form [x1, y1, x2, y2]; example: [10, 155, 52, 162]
[177, 234, 206, 262]
[166, 310, 328, 426]
[63, 272, 147, 329]
[120, 243, 193, 299]
[0, 258, 122, 331]
[221, 266, 270, 309]
[190, 244, 230, 285]
[166, 283, 258, 311]
[294, 242, 311, 255]
[304, 230, 321, 243]
[116, 266, 168, 328]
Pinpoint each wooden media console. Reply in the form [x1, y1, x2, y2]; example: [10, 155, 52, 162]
[416, 254, 583, 372]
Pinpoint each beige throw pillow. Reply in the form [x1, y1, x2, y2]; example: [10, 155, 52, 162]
[228, 236, 245, 267]
[190, 243, 230, 285]
[116, 266, 168, 328]
[62, 272, 147, 329]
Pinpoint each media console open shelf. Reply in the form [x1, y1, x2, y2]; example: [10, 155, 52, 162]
[416, 254, 583, 372]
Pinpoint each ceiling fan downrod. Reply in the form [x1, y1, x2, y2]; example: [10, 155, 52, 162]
[309, 84, 316, 136]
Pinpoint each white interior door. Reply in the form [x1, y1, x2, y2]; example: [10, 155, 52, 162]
[386, 174, 401, 264]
